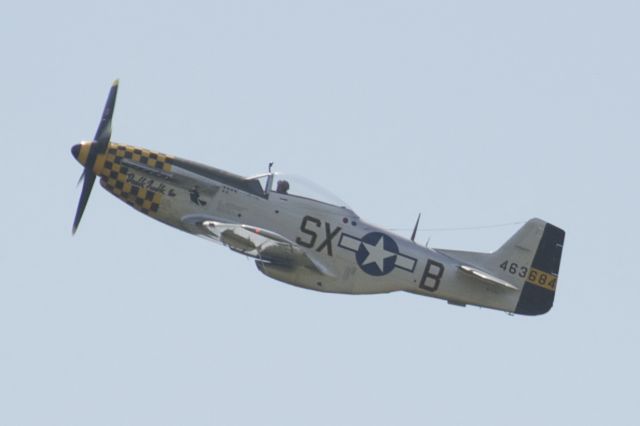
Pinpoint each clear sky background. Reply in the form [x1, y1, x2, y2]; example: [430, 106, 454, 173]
[2, 1, 639, 425]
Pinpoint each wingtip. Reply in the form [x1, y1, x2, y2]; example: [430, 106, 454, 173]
[112, 79, 120, 87]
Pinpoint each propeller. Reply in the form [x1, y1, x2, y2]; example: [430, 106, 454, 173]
[71, 80, 119, 234]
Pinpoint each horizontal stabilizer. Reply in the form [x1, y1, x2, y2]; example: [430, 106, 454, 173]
[458, 265, 518, 291]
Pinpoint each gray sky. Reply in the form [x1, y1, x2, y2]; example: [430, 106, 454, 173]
[2, 1, 639, 425]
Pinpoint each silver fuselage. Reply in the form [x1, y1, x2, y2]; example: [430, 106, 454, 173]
[75, 142, 520, 313]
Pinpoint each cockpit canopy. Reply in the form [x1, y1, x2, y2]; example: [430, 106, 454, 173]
[248, 172, 352, 210]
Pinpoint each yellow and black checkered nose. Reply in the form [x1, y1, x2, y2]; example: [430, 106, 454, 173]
[96, 143, 174, 215]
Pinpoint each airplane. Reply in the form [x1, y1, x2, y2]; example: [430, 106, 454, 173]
[71, 81, 565, 316]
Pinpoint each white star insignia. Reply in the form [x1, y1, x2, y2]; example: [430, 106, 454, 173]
[362, 236, 396, 271]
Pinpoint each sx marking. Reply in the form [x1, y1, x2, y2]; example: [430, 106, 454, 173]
[296, 215, 342, 256]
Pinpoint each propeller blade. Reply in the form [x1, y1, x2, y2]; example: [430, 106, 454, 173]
[72, 171, 97, 234]
[94, 79, 119, 146]
[72, 80, 119, 234]
[76, 169, 86, 187]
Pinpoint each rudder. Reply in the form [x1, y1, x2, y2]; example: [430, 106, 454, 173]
[513, 222, 565, 315]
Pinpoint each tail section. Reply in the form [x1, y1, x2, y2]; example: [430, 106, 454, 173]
[439, 218, 565, 315]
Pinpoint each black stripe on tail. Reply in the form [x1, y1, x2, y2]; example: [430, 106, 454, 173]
[515, 223, 565, 315]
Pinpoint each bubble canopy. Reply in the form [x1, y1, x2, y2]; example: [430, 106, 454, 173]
[248, 172, 352, 209]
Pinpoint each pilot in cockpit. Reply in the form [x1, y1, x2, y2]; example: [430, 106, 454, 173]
[276, 179, 290, 194]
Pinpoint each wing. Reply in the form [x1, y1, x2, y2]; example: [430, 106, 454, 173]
[188, 219, 334, 277]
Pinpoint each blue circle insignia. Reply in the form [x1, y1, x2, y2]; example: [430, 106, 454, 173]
[355, 232, 399, 276]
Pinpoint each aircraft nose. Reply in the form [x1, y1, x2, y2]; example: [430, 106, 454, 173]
[71, 143, 81, 160]
[71, 141, 93, 166]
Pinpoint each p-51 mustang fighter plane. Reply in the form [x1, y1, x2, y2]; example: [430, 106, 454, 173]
[72, 81, 565, 315]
